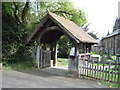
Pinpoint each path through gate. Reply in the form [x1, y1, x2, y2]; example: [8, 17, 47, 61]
[36, 47, 51, 69]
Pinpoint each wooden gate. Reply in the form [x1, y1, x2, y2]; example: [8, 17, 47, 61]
[36, 47, 51, 69]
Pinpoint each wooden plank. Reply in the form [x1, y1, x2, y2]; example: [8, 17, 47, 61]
[102, 60, 105, 80]
[94, 66, 96, 79]
[116, 58, 120, 83]
[77, 54, 119, 83]
[85, 62, 87, 76]
[114, 60, 117, 82]
[97, 59, 99, 79]
[105, 67, 108, 81]
[99, 66, 102, 80]
[108, 62, 111, 82]
[92, 59, 94, 78]
[87, 60, 89, 78]
[118, 66, 120, 83]
[111, 69, 114, 82]
[90, 65, 92, 78]
[83, 59, 85, 76]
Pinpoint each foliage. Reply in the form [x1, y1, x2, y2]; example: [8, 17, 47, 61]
[57, 36, 74, 58]
[2, 1, 97, 65]
[91, 51, 99, 55]
[33, 1, 87, 27]
[83, 24, 98, 39]
[2, 2, 35, 66]
[2, 1, 88, 61]
[100, 80, 120, 88]
[32, 1, 89, 58]
[88, 32, 98, 39]
[3, 61, 35, 70]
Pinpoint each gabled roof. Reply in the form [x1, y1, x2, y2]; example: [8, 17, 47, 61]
[103, 17, 120, 39]
[28, 12, 98, 44]
[113, 17, 120, 32]
[105, 29, 120, 38]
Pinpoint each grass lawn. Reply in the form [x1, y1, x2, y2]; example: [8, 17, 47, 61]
[93, 63, 109, 66]
[100, 80, 120, 88]
[91, 52, 117, 61]
[57, 58, 68, 66]
[111, 55, 116, 60]
[2, 62, 35, 70]
[104, 55, 117, 61]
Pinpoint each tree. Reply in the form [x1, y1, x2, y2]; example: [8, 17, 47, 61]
[2, 0, 88, 62]
[2, 2, 34, 64]
[88, 32, 98, 39]
[83, 23, 98, 39]
[31, 1, 87, 58]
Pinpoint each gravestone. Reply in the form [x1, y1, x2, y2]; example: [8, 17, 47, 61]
[101, 56, 106, 63]
[116, 54, 120, 61]
[90, 55, 100, 62]
[106, 49, 112, 59]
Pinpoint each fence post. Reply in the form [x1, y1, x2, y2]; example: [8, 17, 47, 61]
[116, 54, 120, 83]
[36, 45, 40, 69]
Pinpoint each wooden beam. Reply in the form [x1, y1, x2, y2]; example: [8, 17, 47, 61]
[28, 15, 49, 42]
[39, 26, 61, 42]
[46, 26, 61, 31]
[49, 15, 80, 43]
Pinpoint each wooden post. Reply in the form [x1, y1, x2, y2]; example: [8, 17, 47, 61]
[50, 42, 57, 66]
[116, 54, 120, 83]
[88, 44, 91, 53]
[82, 43, 85, 53]
[83, 43, 86, 53]
[54, 42, 57, 66]
[36, 45, 40, 69]
[86, 44, 88, 53]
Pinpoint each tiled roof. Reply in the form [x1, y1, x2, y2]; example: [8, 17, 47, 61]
[28, 12, 98, 44]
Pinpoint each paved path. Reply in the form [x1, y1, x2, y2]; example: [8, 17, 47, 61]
[2, 67, 108, 88]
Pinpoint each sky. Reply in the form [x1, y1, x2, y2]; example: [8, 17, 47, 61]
[71, 0, 120, 39]
[3, 0, 119, 39]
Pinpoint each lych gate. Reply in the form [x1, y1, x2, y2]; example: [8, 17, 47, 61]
[28, 12, 98, 72]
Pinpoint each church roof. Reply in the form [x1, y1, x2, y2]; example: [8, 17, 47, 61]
[113, 17, 120, 32]
[28, 12, 98, 44]
[103, 17, 120, 39]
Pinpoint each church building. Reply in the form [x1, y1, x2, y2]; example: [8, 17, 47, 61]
[101, 17, 120, 55]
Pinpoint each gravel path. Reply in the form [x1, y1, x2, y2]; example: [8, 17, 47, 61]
[2, 67, 108, 88]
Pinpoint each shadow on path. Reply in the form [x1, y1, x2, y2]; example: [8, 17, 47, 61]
[15, 66, 69, 78]
[3, 67, 108, 88]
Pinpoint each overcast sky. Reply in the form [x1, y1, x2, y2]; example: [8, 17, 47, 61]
[71, 0, 120, 39]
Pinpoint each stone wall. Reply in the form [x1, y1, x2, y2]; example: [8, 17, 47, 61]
[102, 34, 120, 55]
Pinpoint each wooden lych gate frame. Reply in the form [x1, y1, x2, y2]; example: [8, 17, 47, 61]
[28, 12, 98, 71]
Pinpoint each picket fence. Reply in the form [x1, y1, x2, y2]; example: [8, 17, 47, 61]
[78, 54, 120, 83]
